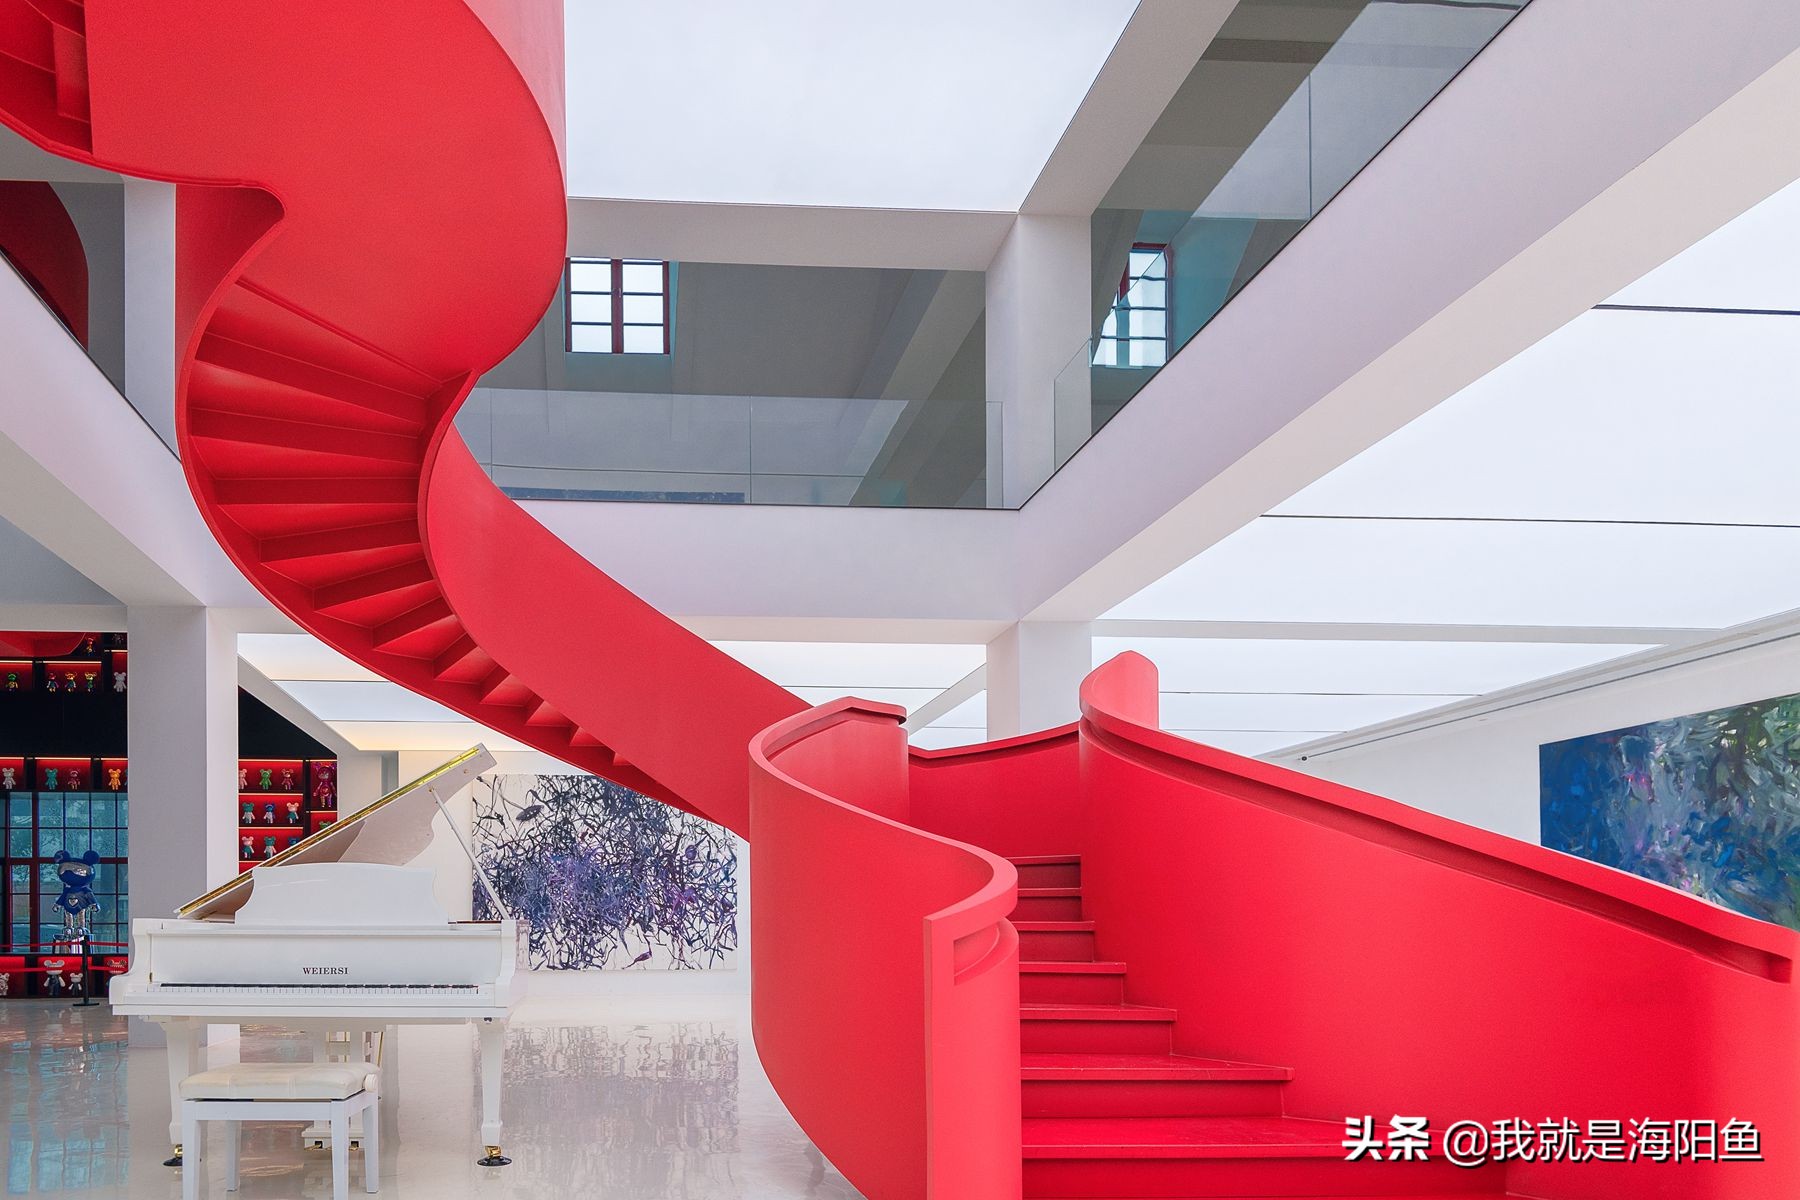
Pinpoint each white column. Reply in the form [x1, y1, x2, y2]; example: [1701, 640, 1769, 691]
[985, 621, 1093, 740]
[122, 178, 177, 451]
[126, 606, 238, 1042]
[985, 215, 1092, 507]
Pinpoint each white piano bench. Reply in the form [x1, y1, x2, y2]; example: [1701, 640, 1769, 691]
[178, 1062, 381, 1200]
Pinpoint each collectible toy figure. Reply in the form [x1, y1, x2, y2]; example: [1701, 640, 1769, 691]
[238, 767, 249, 790]
[314, 762, 336, 810]
[63, 671, 77, 691]
[262, 835, 277, 859]
[67, 767, 80, 790]
[241, 834, 256, 860]
[42, 958, 65, 995]
[83, 671, 97, 692]
[259, 768, 273, 791]
[241, 800, 255, 823]
[52, 849, 100, 942]
[285, 799, 303, 825]
[106, 767, 123, 791]
[281, 767, 296, 791]
[45, 672, 56, 692]
[0, 767, 13, 789]
[5, 671, 17, 690]
[262, 802, 276, 825]
[44, 768, 57, 789]
[112, 670, 126, 693]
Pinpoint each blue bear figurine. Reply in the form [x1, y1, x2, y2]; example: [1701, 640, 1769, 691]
[53, 849, 100, 937]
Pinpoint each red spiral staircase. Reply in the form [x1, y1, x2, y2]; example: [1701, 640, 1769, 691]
[1, 4, 1796, 1199]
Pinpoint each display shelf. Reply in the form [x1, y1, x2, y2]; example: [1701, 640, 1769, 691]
[41, 661, 103, 694]
[232, 754, 336, 874]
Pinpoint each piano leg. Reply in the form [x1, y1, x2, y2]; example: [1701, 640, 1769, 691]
[162, 1017, 203, 1167]
[476, 1018, 510, 1166]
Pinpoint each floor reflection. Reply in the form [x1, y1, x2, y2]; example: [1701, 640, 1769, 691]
[2, 1002, 130, 1193]
[0, 995, 861, 1199]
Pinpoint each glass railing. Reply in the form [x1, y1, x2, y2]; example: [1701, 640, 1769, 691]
[459, 387, 1003, 508]
[1040, 0, 1529, 491]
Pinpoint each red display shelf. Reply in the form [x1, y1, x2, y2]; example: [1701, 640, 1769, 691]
[41, 661, 103, 694]
[237, 758, 306, 795]
[35, 757, 94, 791]
[0, 660, 33, 692]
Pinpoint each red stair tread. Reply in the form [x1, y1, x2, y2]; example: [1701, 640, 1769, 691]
[1019, 961, 1126, 975]
[1022, 1053, 1291, 1081]
[1020, 1004, 1175, 1021]
[1018, 887, 1082, 897]
[1008, 854, 1079, 865]
[1013, 920, 1095, 932]
[1022, 1115, 1352, 1158]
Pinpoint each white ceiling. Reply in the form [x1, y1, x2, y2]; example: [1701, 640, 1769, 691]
[562, 0, 1139, 210]
[243, 633, 987, 754]
[1085, 171, 1800, 757]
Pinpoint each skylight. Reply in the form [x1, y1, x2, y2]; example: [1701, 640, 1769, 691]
[562, 0, 1139, 209]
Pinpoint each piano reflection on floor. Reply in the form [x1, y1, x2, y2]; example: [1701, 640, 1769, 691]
[109, 745, 525, 1167]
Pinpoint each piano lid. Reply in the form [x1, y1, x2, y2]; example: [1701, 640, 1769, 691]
[179, 744, 498, 921]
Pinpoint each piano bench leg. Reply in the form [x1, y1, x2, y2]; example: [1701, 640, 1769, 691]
[180, 1110, 201, 1200]
[477, 1145, 511, 1167]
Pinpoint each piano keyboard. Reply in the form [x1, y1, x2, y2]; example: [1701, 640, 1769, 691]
[147, 983, 489, 998]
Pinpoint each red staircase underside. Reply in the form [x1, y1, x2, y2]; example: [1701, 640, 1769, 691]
[3, 6, 1797, 1200]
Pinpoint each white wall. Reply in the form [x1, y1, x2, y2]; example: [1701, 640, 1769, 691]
[400, 750, 750, 995]
[1283, 632, 1800, 845]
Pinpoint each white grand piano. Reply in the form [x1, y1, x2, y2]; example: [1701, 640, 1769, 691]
[110, 745, 525, 1167]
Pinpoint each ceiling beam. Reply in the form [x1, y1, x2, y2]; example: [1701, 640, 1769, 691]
[1274, 605, 1800, 762]
[1093, 620, 1710, 645]
[1021, 0, 1236, 216]
[904, 664, 987, 732]
[566, 198, 1012, 271]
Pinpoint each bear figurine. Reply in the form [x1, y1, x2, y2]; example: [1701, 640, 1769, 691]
[52, 849, 100, 941]
[285, 799, 302, 825]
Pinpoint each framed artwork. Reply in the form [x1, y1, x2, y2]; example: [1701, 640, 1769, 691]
[1540, 692, 1800, 929]
[472, 773, 739, 970]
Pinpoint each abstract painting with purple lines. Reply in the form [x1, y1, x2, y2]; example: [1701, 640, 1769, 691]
[1540, 692, 1800, 930]
[471, 774, 739, 970]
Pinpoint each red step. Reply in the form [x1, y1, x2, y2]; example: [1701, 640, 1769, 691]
[1010, 854, 1081, 888]
[1021, 1115, 1507, 1197]
[1020, 961, 1126, 1005]
[1012, 886, 1083, 922]
[1020, 1004, 1174, 1055]
[1022, 1053, 1289, 1118]
[1017, 920, 1097, 962]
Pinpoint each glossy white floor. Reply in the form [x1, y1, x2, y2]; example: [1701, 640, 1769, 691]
[1, 993, 861, 1198]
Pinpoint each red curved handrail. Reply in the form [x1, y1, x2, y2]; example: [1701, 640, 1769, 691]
[750, 698, 1021, 1200]
[1079, 650, 1800, 1200]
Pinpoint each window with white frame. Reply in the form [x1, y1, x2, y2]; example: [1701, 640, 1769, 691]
[1093, 243, 1168, 368]
[566, 257, 670, 354]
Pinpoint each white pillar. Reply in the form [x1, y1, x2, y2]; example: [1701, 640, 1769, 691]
[122, 178, 177, 451]
[126, 606, 237, 1042]
[985, 621, 1093, 740]
[127, 606, 237, 917]
[985, 215, 1092, 507]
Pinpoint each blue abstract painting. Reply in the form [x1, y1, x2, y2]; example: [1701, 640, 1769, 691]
[471, 774, 739, 970]
[1540, 695, 1800, 929]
